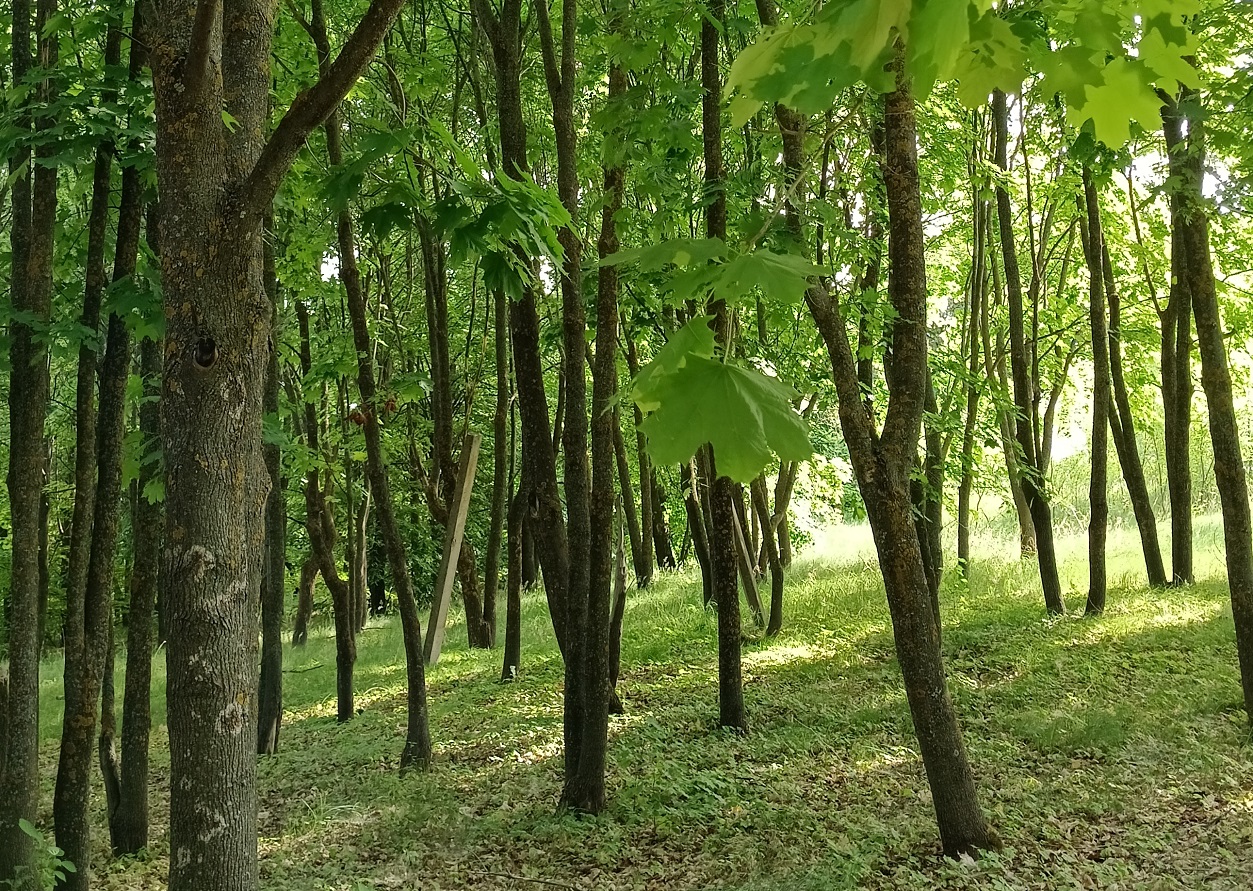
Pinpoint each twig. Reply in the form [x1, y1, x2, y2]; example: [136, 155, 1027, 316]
[282, 662, 323, 674]
[467, 871, 577, 890]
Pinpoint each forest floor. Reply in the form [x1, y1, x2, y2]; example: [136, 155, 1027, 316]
[35, 517, 1253, 890]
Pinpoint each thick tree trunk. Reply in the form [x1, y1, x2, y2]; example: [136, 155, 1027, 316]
[991, 89, 1063, 614]
[1161, 101, 1195, 586]
[1166, 90, 1253, 726]
[1, 0, 50, 880]
[151, 2, 406, 886]
[1081, 171, 1110, 616]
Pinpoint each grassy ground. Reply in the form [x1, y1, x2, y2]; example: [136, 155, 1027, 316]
[33, 517, 1253, 890]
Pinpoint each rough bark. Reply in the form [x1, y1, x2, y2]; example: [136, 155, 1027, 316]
[1, 0, 50, 879]
[991, 89, 1064, 614]
[151, 0, 406, 885]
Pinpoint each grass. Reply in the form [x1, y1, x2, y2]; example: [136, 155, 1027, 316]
[32, 515, 1253, 890]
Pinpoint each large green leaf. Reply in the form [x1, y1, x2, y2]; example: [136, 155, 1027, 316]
[638, 357, 811, 484]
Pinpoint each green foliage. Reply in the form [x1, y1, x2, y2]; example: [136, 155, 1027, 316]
[728, 0, 1199, 147]
[630, 318, 812, 483]
[2, 820, 76, 891]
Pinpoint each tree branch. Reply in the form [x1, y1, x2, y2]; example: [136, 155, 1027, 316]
[531, 0, 561, 99]
[184, 0, 221, 101]
[238, 0, 406, 223]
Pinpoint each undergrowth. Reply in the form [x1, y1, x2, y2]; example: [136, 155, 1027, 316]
[34, 517, 1253, 890]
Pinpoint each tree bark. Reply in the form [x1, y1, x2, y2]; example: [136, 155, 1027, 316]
[257, 219, 285, 756]
[958, 188, 988, 574]
[1080, 170, 1110, 616]
[1103, 239, 1166, 588]
[291, 555, 318, 647]
[111, 335, 162, 856]
[151, 0, 407, 885]
[991, 89, 1064, 614]
[750, 477, 785, 636]
[1161, 99, 1195, 586]
[803, 46, 998, 857]
[484, 287, 510, 646]
[1165, 88, 1253, 726]
[1, 0, 50, 879]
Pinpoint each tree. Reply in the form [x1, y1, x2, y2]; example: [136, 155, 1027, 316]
[148, 1, 407, 888]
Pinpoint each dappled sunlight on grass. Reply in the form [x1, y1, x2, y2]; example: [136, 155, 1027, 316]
[30, 518, 1253, 890]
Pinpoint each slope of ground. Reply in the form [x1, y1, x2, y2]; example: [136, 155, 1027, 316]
[33, 519, 1253, 890]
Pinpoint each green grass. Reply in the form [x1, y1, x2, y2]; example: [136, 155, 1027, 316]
[34, 516, 1253, 890]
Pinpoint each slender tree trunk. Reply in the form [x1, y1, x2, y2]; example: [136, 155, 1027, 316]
[1161, 100, 1195, 586]
[652, 473, 677, 569]
[626, 338, 657, 581]
[475, 0, 571, 652]
[958, 182, 989, 574]
[484, 288, 510, 646]
[112, 335, 161, 855]
[298, 302, 356, 722]
[683, 459, 714, 604]
[501, 486, 527, 682]
[291, 555, 317, 646]
[701, 0, 746, 733]
[1081, 171, 1110, 616]
[257, 220, 286, 756]
[1166, 89, 1253, 725]
[801, 44, 998, 857]
[613, 412, 648, 587]
[1103, 239, 1166, 588]
[56, 24, 118, 886]
[750, 477, 785, 636]
[991, 89, 1063, 614]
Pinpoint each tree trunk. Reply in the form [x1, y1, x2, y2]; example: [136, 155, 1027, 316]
[802, 45, 998, 857]
[957, 184, 989, 574]
[991, 89, 1063, 614]
[1, 0, 51, 880]
[750, 477, 785, 636]
[1103, 239, 1166, 588]
[56, 24, 118, 886]
[626, 338, 657, 580]
[1166, 88, 1253, 726]
[112, 335, 162, 855]
[151, 2, 406, 886]
[1080, 170, 1110, 616]
[651, 472, 678, 570]
[613, 411, 649, 587]
[1161, 100, 1195, 586]
[291, 555, 318, 647]
[501, 486, 527, 681]
[701, 0, 746, 733]
[683, 459, 714, 604]
[484, 287, 510, 646]
[257, 220, 286, 757]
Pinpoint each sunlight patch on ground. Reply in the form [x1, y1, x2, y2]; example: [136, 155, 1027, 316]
[744, 643, 822, 667]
